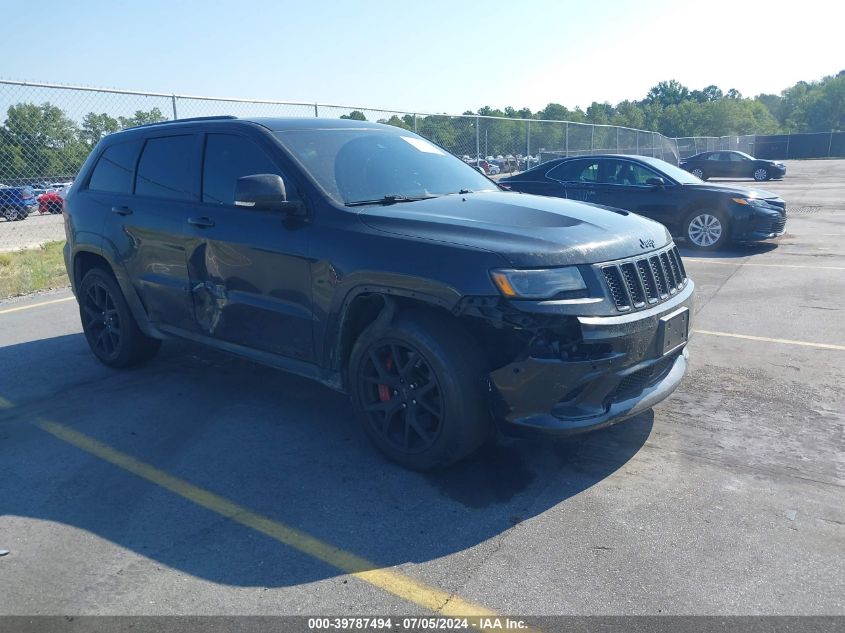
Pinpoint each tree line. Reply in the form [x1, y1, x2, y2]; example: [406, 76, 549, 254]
[0, 104, 166, 181]
[1, 71, 841, 181]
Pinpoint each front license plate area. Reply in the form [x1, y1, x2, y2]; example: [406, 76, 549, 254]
[658, 307, 689, 356]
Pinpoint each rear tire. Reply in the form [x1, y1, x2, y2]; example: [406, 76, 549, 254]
[684, 210, 729, 250]
[690, 167, 707, 180]
[349, 309, 490, 470]
[78, 267, 161, 368]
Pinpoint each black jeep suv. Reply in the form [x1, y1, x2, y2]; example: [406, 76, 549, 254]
[63, 117, 694, 469]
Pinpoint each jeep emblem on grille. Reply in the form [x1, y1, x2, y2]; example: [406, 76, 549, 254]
[639, 238, 655, 249]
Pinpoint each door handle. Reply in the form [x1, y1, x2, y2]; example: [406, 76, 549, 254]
[187, 216, 215, 229]
[111, 206, 133, 216]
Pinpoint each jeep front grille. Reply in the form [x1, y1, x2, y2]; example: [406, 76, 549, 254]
[602, 245, 688, 312]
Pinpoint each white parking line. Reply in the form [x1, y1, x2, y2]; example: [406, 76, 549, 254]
[694, 329, 845, 351]
[684, 258, 845, 271]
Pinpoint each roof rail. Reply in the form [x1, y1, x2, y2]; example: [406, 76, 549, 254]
[129, 115, 238, 130]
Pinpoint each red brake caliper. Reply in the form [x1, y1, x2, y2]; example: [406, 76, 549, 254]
[378, 354, 395, 402]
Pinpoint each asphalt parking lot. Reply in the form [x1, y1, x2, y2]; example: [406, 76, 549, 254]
[0, 160, 843, 617]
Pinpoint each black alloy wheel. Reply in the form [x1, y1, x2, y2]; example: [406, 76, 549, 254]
[78, 267, 161, 368]
[358, 341, 445, 455]
[81, 277, 123, 362]
[349, 310, 490, 470]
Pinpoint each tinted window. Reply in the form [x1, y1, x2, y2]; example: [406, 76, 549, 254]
[274, 129, 496, 205]
[547, 160, 599, 182]
[603, 160, 661, 185]
[203, 134, 291, 205]
[707, 153, 723, 161]
[88, 140, 141, 193]
[135, 135, 198, 200]
[728, 152, 746, 161]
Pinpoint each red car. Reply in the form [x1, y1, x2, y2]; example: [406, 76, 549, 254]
[38, 191, 64, 214]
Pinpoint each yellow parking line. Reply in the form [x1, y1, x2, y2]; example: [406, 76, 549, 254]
[0, 295, 74, 315]
[683, 258, 845, 271]
[694, 329, 845, 351]
[31, 418, 497, 618]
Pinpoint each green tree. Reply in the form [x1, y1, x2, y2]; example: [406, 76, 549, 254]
[690, 85, 723, 102]
[340, 110, 367, 121]
[646, 80, 690, 108]
[81, 112, 121, 146]
[118, 108, 167, 129]
[1, 102, 86, 179]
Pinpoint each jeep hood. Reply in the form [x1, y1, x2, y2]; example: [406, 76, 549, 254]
[357, 191, 671, 267]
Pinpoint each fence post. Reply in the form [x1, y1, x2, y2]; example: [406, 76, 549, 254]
[590, 126, 594, 153]
[616, 127, 619, 153]
[171, 95, 177, 120]
[636, 131, 639, 155]
[565, 123, 569, 157]
[475, 116, 480, 161]
[829, 131, 834, 157]
[785, 134, 790, 159]
[314, 103, 319, 117]
[526, 119, 531, 162]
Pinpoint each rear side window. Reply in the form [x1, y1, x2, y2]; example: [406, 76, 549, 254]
[202, 133, 293, 205]
[135, 135, 198, 200]
[547, 160, 599, 182]
[88, 140, 141, 193]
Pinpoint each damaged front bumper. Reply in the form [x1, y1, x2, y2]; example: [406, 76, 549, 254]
[488, 280, 694, 436]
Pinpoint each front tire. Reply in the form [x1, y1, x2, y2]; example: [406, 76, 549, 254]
[78, 267, 161, 368]
[753, 167, 769, 181]
[349, 309, 490, 470]
[684, 211, 729, 249]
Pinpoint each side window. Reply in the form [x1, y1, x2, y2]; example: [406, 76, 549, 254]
[728, 152, 745, 162]
[135, 135, 198, 201]
[547, 160, 599, 183]
[202, 133, 295, 205]
[603, 160, 661, 185]
[578, 161, 599, 182]
[88, 140, 141, 194]
[707, 153, 723, 161]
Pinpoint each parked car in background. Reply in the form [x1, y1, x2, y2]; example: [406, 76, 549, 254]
[501, 154, 786, 249]
[63, 116, 692, 469]
[679, 151, 786, 182]
[0, 185, 37, 221]
[38, 190, 64, 214]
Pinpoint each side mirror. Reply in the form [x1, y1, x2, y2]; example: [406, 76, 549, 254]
[234, 174, 306, 216]
[646, 177, 666, 188]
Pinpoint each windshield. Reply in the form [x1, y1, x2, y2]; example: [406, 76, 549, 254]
[638, 156, 703, 185]
[274, 128, 498, 205]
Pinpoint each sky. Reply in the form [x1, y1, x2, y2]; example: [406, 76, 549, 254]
[1, 0, 842, 115]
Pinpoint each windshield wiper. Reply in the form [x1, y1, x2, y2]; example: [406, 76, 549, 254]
[345, 194, 437, 207]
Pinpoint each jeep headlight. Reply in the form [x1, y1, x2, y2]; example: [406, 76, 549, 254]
[490, 267, 586, 299]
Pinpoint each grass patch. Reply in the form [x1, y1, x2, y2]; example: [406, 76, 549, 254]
[0, 241, 69, 299]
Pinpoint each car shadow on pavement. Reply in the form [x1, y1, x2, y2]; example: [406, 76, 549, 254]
[0, 333, 653, 589]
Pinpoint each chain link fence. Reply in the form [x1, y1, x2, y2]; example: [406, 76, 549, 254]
[0, 79, 680, 192]
[675, 135, 757, 159]
[676, 133, 845, 160]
